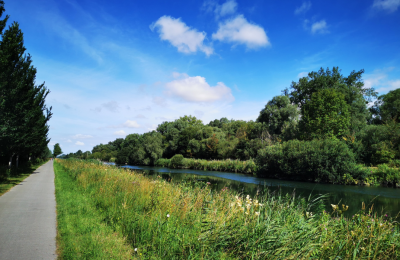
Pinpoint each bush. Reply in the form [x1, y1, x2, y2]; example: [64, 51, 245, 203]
[170, 154, 184, 168]
[256, 139, 357, 183]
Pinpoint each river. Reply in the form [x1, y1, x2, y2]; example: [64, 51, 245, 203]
[117, 164, 400, 219]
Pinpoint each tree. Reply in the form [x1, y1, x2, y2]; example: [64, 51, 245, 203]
[370, 88, 400, 124]
[284, 67, 376, 133]
[0, 6, 52, 167]
[53, 143, 62, 158]
[299, 89, 350, 139]
[256, 95, 299, 137]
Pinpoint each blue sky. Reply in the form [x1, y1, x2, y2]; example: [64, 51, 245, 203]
[4, 0, 400, 153]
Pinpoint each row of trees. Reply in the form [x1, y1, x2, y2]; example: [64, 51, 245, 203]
[0, 1, 52, 167]
[70, 67, 399, 169]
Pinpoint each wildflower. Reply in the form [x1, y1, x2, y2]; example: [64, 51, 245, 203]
[135, 248, 138, 252]
[206, 182, 211, 185]
[255, 212, 260, 216]
[331, 204, 338, 211]
[167, 214, 170, 218]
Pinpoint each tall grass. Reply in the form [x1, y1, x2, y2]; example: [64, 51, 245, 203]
[54, 161, 134, 259]
[56, 159, 400, 259]
[155, 157, 258, 175]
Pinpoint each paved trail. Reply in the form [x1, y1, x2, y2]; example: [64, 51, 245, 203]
[0, 160, 57, 260]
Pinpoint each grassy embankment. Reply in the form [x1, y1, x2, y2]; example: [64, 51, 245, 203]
[55, 159, 400, 259]
[0, 159, 49, 196]
[54, 161, 133, 259]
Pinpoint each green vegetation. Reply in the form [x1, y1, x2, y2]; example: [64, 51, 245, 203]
[156, 157, 258, 174]
[53, 143, 63, 158]
[0, 1, 52, 168]
[66, 68, 400, 186]
[54, 160, 134, 259]
[56, 159, 400, 259]
[0, 158, 48, 196]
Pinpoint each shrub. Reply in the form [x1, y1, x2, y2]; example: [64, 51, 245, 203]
[256, 139, 357, 183]
[170, 154, 184, 168]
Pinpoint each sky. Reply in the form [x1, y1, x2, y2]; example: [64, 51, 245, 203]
[3, 0, 400, 154]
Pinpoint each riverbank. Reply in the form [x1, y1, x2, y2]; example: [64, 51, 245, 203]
[55, 159, 400, 259]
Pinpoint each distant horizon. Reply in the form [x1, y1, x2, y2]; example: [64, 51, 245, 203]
[4, 0, 400, 154]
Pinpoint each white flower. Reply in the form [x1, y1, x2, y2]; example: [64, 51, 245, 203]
[255, 212, 260, 216]
[167, 214, 170, 218]
[135, 248, 137, 252]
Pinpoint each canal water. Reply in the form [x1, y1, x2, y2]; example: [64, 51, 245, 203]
[119, 164, 400, 219]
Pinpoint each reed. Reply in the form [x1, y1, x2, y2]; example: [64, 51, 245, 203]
[56, 159, 400, 259]
[155, 157, 258, 175]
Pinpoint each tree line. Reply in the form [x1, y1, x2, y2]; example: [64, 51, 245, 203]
[0, 0, 52, 168]
[67, 67, 399, 176]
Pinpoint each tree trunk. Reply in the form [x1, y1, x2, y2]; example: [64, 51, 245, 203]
[16, 154, 19, 168]
[8, 153, 14, 168]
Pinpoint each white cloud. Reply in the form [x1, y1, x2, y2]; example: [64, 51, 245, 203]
[134, 114, 147, 119]
[297, 72, 309, 78]
[311, 20, 328, 34]
[75, 141, 84, 146]
[114, 130, 127, 136]
[72, 134, 93, 139]
[372, 0, 400, 12]
[150, 16, 213, 56]
[376, 80, 400, 92]
[122, 120, 140, 128]
[216, 0, 238, 17]
[165, 73, 234, 102]
[212, 15, 270, 48]
[295, 1, 312, 15]
[96, 101, 119, 113]
[66, 139, 72, 143]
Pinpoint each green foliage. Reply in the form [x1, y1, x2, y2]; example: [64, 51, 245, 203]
[170, 154, 184, 168]
[53, 143, 62, 158]
[0, 3, 51, 167]
[256, 139, 357, 183]
[370, 88, 400, 124]
[286, 67, 376, 133]
[256, 95, 299, 138]
[300, 88, 350, 139]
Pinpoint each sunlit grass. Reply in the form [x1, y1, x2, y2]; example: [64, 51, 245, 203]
[56, 159, 400, 259]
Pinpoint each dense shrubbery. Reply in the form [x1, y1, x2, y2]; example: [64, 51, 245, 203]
[156, 157, 258, 174]
[256, 139, 360, 182]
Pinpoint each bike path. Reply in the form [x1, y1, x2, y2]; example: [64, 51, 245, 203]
[0, 160, 57, 259]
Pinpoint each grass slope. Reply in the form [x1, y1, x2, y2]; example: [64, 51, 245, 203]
[54, 161, 133, 259]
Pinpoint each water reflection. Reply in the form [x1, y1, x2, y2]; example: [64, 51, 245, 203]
[120, 165, 400, 219]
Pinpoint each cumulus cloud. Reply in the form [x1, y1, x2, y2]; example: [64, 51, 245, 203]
[310, 20, 328, 34]
[114, 130, 127, 136]
[295, 1, 312, 15]
[122, 120, 140, 128]
[75, 141, 84, 146]
[72, 134, 93, 139]
[372, 0, 400, 12]
[215, 0, 238, 17]
[212, 15, 269, 48]
[150, 16, 213, 56]
[165, 73, 234, 102]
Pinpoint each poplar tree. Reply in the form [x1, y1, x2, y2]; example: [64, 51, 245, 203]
[0, 1, 52, 167]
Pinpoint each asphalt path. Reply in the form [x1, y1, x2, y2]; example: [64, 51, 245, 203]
[0, 160, 57, 260]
